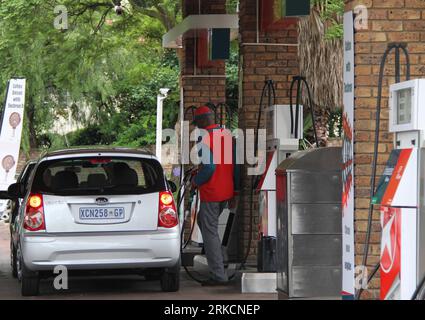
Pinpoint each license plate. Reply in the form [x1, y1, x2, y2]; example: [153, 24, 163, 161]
[79, 207, 125, 220]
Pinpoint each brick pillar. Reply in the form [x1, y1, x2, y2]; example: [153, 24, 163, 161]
[345, 0, 425, 299]
[181, 0, 227, 115]
[238, 0, 299, 261]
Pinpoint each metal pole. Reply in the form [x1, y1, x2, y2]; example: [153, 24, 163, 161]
[156, 89, 170, 163]
[156, 95, 164, 163]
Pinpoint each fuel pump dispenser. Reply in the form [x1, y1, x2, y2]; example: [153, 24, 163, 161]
[354, 43, 420, 300]
[243, 77, 322, 293]
[256, 76, 320, 272]
[256, 103, 303, 272]
[241, 80, 303, 293]
[372, 79, 425, 300]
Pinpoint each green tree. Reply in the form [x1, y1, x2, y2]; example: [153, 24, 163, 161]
[313, 0, 344, 39]
[0, 0, 182, 151]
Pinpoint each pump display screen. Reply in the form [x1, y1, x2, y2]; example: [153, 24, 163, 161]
[397, 88, 412, 125]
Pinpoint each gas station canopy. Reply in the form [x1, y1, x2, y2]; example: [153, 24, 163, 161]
[162, 14, 239, 49]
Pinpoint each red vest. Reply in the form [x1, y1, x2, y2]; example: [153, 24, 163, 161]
[199, 126, 234, 202]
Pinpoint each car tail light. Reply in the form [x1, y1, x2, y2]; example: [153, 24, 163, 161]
[158, 191, 178, 228]
[24, 194, 45, 232]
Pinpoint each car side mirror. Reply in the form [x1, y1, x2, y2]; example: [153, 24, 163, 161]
[168, 180, 177, 193]
[7, 183, 25, 199]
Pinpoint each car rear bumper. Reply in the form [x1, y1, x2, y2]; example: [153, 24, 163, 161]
[21, 228, 181, 271]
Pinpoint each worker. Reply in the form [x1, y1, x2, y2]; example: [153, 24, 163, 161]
[192, 105, 239, 287]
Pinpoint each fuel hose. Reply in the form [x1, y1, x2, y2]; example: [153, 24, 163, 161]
[289, 76, 320, 147]
[242, 80, 276, 269]
[214, 102, 233, 129]
[178, 170, 239, 284]
[356, 43, 410, 300]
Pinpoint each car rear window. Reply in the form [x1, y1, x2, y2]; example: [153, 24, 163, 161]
[31, 157, 167, 196]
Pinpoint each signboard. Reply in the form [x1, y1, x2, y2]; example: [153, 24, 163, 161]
[209, 28, 230, 61]
[0, 78, 26, 191]
[342, 12, 355, 299]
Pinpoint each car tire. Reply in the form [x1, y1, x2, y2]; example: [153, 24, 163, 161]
[17, 245, 40, 297]
[21, 274, 40, 297]
[10, 245, 18, 279]
[160, 260, 180, 292]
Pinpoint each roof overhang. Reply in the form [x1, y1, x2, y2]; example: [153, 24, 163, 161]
[162, 14, 239, 49]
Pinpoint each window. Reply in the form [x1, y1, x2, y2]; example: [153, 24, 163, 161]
[397, 88, 412, 125]
[31, 157, 166, 196]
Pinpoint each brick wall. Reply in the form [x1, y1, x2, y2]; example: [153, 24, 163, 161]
[238, 0, 299, 261]
[344, 0, 425, 299]
[182, 0, 227, 113]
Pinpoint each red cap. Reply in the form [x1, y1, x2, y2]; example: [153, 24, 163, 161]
[194, 106, 214, 119]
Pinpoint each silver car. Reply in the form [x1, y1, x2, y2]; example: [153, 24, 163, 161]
[7, 148, 180, 296]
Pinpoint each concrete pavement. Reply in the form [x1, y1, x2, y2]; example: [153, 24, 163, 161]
[0, 221, 276, 300]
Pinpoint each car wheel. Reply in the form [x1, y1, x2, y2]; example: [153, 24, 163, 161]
[21, 273, 40, 297]
[160, 260, 180, 292]
[10, 244, 17, 278]
[17, 245, 39, 297]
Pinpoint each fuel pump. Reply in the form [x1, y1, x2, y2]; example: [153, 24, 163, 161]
[355, 43, 415, 300]
[241, 77, 321, 293]
[256, 87, 303, 272]
[255, 76, 319, 272]
[372, 79, 425, 300]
